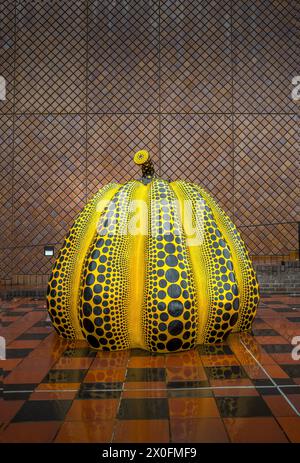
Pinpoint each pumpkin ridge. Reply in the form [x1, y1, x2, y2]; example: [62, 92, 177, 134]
[78, 181, 136, 350]
[46, 182, 118, 340]
[126, 180, 150, 349]
[173, 181, 240, 343]
[142, 178, 198, 352]
[187, 182, 259, 332]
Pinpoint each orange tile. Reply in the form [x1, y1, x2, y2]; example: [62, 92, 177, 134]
[84, 368, 126, 383]
[253, 353, 276, 365]
[166, 366, 207, 382]
[224, 417, 289, 443]
[210, 378, 253, 387]
[128, 356, 165, 368]
[201, 355, 240, 367]
[256, 336, 290, 345]
[263, 364, 289, 378]
[169, 397, 220, 418]
[270, 353, 300, 364]
[213, 387, 259, 397]
[65, 399, 119, 421]
[8, 340, 41, 349]
[1, 359, 23, 371]
[0, 421, 61, 443]
[170, 417, 229, 442]
[263, 396, 297, 417]
[0, 400, 25, 422]
[124, 381, 166, 391]
[53, 357, 94, 370]
[55, 420, 114, 443]
[165, 351, 201, 367]
[93, 351, 129, 368]
[113, 420, 169, 443]
[36, 382, 80, 391]
[4, 369, 48, 384]
[276, 417, 300, 443]
[29, 390, 77, 400]
[243, 364, 268, 379]
[122, 389, 167, 398]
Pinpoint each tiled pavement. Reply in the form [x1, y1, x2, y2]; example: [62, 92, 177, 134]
[1, 294, 300, 443]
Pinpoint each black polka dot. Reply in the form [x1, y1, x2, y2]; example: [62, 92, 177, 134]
[166, 255, 178, 267]
[168, 300, 183, 317]
[168, 320, 183, 336]
[83, 303, 92, 317]
[87, 335, 100, 348]
[165, 269, 179, 283]
[166, 338, 183, 351]
[230, 312, 239, 326]
[165, 243, 175, 253]
[167, 284, 181, 298]
[83, 287, 93, 301]
[86, 274, 95, 285]
[83, 317, 94, 333]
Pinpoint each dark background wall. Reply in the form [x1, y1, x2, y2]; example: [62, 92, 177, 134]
[0, 0, 299, 283]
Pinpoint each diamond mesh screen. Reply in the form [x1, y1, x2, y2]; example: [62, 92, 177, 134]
[0, 0, 299, 279]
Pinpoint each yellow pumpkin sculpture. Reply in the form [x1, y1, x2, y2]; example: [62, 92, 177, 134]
[47, 151, 259, 352]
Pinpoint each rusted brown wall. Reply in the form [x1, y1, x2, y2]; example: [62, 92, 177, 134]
[0, 1, 298, 280]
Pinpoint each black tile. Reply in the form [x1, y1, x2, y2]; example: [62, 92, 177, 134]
[257, 387, 281, 396]
[62, 347, 97, 358]
[126, 368, 166, 382]
[252, 329, 279, 336]
[34, 320, 52, 327]
[287, 317, 300, 322]
[263, 300, 283, 305]
[78, 383, 121, 399]
[4, 383, 37, 400]
[42, 369, 87, 383]
[198, 344, 233, 355]
[262, 344, 293, 354]
[216, 396, 272, 417]
[167, 380, 209, 388]
[252, 379, 274, 387]
[82, 382, 122, 390]
[6, 348, 33, 358]
[272, 308, 296, 313]
[12, 400, 72, 422]
[280, 364, 300, 378]
[117, 398, 169, 420]
[3, 312, 28, 317]
[130, 349, 158, 357]
[17, 332, 49, 340]
[279, 386, 300, 394]
[168, 389, 213, 398]
[205, 365, 247, 380]
[273, 378, 296, 386]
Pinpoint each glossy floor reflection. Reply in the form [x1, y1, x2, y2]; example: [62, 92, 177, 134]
[1, 294, 300, 443]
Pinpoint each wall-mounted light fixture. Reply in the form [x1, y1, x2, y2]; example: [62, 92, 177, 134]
[44, 245, 54, 257]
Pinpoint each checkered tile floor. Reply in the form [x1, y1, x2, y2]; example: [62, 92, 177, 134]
[1, 294, 300, 443]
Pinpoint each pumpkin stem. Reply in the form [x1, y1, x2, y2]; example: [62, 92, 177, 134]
[133, 150, 155, 180]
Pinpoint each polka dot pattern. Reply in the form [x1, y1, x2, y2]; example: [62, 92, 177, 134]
[47, 173, 258, 351]
[188, 182, 259, 332]
[46, 183, 116, 340]
[77, 181, 137, 351]
[177, 181, 240, 343]
[143, 179, 198, 352]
